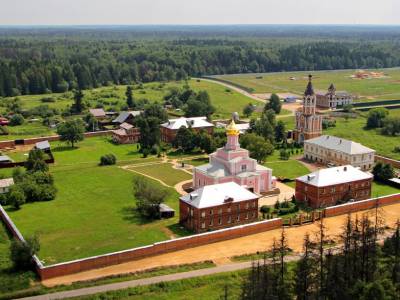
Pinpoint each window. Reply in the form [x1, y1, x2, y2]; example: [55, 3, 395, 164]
[237, 204, 240, 212]
[245, 212, 249, 219]
[228, 216, 232, 223]
[218, 218, 222, 225]
[227, 207, 231, 213]
[241, 164, 247, 171]
[190, 209, 193, 216]
[237, 215, 240, 222]
[246, 202, 249, 209]
[201, 222, 205, 229]
[209, 209, 213, 215]
[201, 211, 205, 218]
[218, 208, 222, 214]
[252, 212, 255, 218]
[209, 219, 213, 226]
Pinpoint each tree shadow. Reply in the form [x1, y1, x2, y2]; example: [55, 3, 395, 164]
[52, 145, 77, 153]
[120, 206, 154, 225]
[167, 223, 193, 237]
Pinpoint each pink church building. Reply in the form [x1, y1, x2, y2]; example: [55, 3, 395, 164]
[193, 120, 275, 194]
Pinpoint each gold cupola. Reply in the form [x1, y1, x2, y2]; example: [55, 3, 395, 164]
[226, 119, 240, 136]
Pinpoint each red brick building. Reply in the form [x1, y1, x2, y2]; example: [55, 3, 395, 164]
[295, 165, 373, 208]
[112, 122, 140, 144]
[161, 117, 214, 143]
[179, 182, 259, 233]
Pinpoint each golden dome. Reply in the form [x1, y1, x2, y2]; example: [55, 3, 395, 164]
[226, 119, 240, 136]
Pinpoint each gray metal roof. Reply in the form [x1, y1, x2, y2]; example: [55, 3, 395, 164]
[0, 155, 12, 162]
[113, 111, 142, 123]
[305, 135, 374, 155]
[35, 140, 51, 150]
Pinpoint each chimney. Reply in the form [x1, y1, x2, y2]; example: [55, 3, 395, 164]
[344, 166, 347, 171]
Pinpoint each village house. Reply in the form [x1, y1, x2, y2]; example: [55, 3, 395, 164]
[193, 120, 275, 194]
[293, 75, 323, 143]
[89, 108, 107, 120]
[112, 122, 140, 144]
[160, 116, 214, 143]
[0, 178, 14, 194]
[316, 84, 353, 109]
[113, 111, 142, 125]
[179, 182, 259, 233]
[295, 165, 373, 208]
[304, 135, 375, 170]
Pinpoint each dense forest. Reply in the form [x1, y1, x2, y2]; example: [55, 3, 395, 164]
[0, 25, 400, 97]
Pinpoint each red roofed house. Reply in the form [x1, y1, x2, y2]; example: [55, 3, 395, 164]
[160, 117, 214, 143]
[295, 165, 373, 208]
[112, 122, 140, 144]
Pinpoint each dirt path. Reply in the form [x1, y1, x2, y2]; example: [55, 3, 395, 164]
[41, 202, 400, 287]
[120, 163, 172, 188]
[174, 179, 192, 196]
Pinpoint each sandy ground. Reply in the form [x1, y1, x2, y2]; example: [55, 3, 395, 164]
[259, 182, 295, 206]
[42, 202, 400, 287]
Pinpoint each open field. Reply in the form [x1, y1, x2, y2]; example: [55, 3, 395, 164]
[0, 137, 190, 264]
[128, 163, 192, 187]
[215, 68, 400, 101]
[324, 109, 400, 160]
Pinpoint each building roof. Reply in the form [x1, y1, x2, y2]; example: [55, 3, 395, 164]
[297, 165, 373, 187]
[113, 111, 142, 123]
[0, 155, 12, 162]
[180, 182, 258, 209]
[161, 117, 214, 130]
[113, 129, 127, 136]
[120, 122, 134, 130]
[0, 178, 14, 188]
[195, 162, 230, 178]
[35, 140, 50, 150]
[305, 75, 314, 96]
[159, 203, 175, 213]
[89, 108, 106, 118]
[305, 135, 374, 155]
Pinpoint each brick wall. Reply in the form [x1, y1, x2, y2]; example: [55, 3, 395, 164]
[0, 130, 113, 149]
[375, 155, 400, 169]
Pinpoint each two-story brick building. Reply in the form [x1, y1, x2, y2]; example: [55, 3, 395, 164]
[179, 182, 259, 233]
[295, 165, 373, 208]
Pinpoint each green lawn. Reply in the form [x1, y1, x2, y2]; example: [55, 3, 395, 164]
[0, 123, 56, 141]
[324, 110, 400, 160]
[265, 160, 310, 180]
[1, 137, 189, 264]
[215, 68, 400, 101]
[371, 181, 400, 197]
[129, 163, 192, 187]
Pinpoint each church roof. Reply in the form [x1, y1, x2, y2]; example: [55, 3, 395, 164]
[180, 182, 259, 209]
[226, 119, 240, 136]
[195, 162, 230, 178]
[304, 75, 314, 96]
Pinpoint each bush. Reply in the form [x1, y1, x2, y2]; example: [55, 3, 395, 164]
[9, 114, 25, 126]
[99, 154, 117, 166]
[7, 185, 26, 210]
[41, 97, 56, 103]
[10, 236, 40, 270]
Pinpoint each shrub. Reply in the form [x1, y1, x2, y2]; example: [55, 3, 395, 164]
[9, 114, 25, 126]
[7, 185, 26, 210]
[99, 154, 117, 166]
[40, 97, 56, 103]
[10, 236, 40, 270]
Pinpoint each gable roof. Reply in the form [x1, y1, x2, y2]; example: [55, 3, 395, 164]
[120, 122, 134, 130]
[0, 178, 14, 188]
[113, 111, 142, 123]
[161, 117, 214, 130]
[305, 135, 374, 155]
[35, 140, 51, 150]
[89, 108, 106, 118]
[296, 165, 373, 187]
[180, 182, 258, 209]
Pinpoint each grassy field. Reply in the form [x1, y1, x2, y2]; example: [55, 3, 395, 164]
[215, 68, 400, 101]
[324, 109, 400, 160]
[0, 137, 191, 264]
[265, 160, 310, 180]
[128, 163, 192, 187]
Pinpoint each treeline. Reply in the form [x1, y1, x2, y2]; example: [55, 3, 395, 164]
[237, 212, 400, 300]
[1, 27, 400, 96]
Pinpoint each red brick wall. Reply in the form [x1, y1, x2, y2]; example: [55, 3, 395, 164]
[375, 155, 400, 169]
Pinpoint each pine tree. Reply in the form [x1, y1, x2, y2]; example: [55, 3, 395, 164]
[126, 85, 135, 108]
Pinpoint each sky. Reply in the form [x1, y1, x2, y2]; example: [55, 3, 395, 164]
[0, 0, 399, 26]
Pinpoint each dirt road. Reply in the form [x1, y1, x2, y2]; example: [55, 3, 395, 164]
[41, 202, 400, 287]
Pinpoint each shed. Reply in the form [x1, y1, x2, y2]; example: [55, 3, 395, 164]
[0, 155, 12, 163]
[159, 203, 175, 219]
[35, 140, 51, 152]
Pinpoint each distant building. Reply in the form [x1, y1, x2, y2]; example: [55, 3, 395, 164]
[293, 75, 323, 144]
[0, 155, 12, 164]
[113, 111, 142, 125]
[0, 178, 14, 194]
[35, 140, 51, 153]
[89, 108, 107, 119]
[193, 120, 275, 194]
[179, 182, 259, 233]
[160, 117, 214, 143]
[159, 204, 175, 219]
[284, 96, 297, 103]
[316, 84, 353, 109]
[304, 135, 375, 170]
[295, 165, 373, 208]
[112, 122, 140, 144]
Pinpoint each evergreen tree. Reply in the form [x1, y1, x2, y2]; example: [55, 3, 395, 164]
[126, 85, 135, 108]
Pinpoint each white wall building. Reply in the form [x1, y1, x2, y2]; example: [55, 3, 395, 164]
[304, 135, 375, 170]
